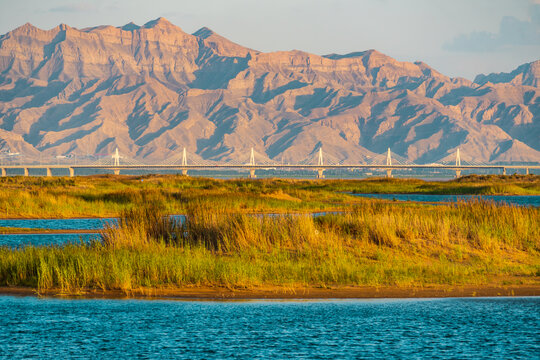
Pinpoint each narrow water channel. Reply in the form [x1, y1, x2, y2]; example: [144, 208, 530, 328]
[352, 193, 540, 207]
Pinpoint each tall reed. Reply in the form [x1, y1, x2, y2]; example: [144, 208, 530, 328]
[101, 205, 183, 248]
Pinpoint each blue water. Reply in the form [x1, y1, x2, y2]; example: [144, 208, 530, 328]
[0, 218, 107, 247]
[0, 215, 187, 230]
[0, 297, 537, 359]
[0, 216, 187, 247]
[0, 218, 114, 230]
[353, 193, 540, 207]
[0, 233, 99, 247]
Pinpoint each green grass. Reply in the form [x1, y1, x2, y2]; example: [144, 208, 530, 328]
[0, 174, 538, 218]
[1, 199, 538, 293]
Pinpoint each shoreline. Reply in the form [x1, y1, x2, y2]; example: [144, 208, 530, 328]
[1, 285, 538, 300]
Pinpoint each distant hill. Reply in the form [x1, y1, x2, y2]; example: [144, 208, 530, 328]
[0, 18, 538, 163]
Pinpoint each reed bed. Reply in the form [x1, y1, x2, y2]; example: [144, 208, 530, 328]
[0, 174, 538, 218]
[0, 198, 538, 293]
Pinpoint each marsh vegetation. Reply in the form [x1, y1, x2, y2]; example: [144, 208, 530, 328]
[0, 197, 538, 294]
[0, 174, 538, 218]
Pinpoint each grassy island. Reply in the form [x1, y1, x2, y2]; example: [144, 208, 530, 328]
[0, 175, 538, 298]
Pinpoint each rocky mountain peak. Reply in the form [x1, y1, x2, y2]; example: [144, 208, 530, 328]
[143, 17, 178, 30]
[193, 27, 214, 39]
[193, 26, 253, 57]
[322, 51, 369, 60]
[8, 22, 45, 36]
[120, 22, 141, 31]
[474, 60, 540, 87]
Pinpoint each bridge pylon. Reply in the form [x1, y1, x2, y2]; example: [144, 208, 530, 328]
[181, 147, 188, 176]
[455, 148, 461, 178]
[249, 147, 256, 179]
[112, 148, 121, 175]
[181, 147, 187, 166]
[316, 147, 325, 179]
[385, 148, 392, 178]
[112, 148, 120, 166]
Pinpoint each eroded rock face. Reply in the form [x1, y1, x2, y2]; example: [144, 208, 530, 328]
[0, 18, 538, 163]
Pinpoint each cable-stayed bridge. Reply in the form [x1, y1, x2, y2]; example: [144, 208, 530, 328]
[0, 147, 538, 178]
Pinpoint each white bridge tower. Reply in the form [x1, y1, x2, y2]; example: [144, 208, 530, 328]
[249, 147, 256, 179]
[385, 148, 393, 178]
[112, 148, 121, 175]
[316, 147, 325, 179]
[455, 148, 462, 178]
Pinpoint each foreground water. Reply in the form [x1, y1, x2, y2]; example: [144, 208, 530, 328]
[0, 297, 537, 359]
[353, 193, 540, 207]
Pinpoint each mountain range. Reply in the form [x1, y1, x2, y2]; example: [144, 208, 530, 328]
[0, 17, 539, 164]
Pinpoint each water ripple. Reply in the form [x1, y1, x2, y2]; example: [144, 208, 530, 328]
[0, 297, 537, 359]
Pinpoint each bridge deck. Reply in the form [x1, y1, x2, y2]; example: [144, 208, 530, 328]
[1, 164, 538, 169]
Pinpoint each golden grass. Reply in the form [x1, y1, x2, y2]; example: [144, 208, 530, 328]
[0, 198, 538, 294]
[0, 174, 538, 218]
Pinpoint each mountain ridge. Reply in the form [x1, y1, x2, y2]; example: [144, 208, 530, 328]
[0, 18, 538, 164]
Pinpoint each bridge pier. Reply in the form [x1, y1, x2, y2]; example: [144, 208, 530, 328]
[1, 168, 5, 177]
[249, 168, 256, 179]
[526, 168, 529, 175]
[181, 168, 188, 176]
[316, 168, 325, 179]
[23, 168, 29, 177]
[386, 169, 392, 178]
[113, 169, 120, 175]
[46, 168, 52, 177]
[502, 168, 507, 176]
[455, 169, 461, 178]
[68, 167, 75, 177]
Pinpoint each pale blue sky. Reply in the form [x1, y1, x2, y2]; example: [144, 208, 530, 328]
[1, 0, 539, 80]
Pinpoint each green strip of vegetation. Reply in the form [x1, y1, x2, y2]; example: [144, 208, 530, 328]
[1, 199, 538, 293]
[0, 174, 538, 218]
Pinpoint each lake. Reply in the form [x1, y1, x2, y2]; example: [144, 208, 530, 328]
[352, 193, 540, 207]
[0, 296, 537, 359]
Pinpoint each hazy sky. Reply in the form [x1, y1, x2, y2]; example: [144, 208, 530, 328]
[1, 0, 539, 80]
